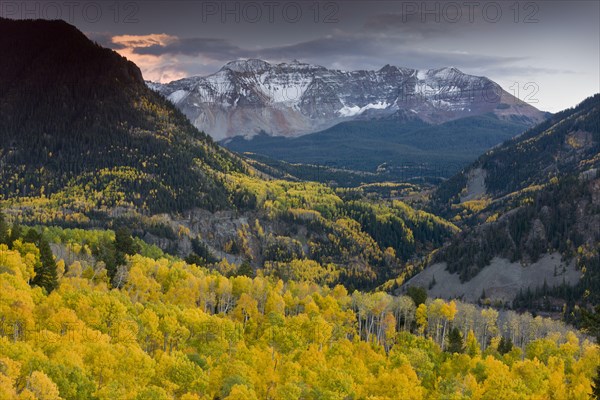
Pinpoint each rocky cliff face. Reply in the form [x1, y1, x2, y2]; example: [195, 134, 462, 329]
[149, 59, 546, 140]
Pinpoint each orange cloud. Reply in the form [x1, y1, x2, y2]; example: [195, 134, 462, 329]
[111, 34, 187, 83]
[112, 33, 177, 49]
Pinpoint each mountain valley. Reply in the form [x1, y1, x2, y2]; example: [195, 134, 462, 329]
[0, 16, 598, 400]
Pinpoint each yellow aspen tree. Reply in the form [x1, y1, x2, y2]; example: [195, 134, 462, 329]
[416, 303, 428, 336]
[25, 371, 61, 400]
[440, 300, 457, 350]
[225, 384, 259, 400]
[466, 329, 481, 357]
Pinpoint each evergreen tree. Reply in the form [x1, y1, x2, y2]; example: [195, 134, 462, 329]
[22, 227, 39, 244]
[446, 327, 464, 354]
[407, 286, 427, 307]
[428, 275, 437, 290]
[31, 239, 58, 293]
[498, 336, 513, 355]
[9, 222, 23, 246]
[184, 253, 205, 266]
[93, 236, 117, 283]
[191, 237, 218, 263]
[580, 305, 600, 343]
[236, 260, 255, 278]
[115, 226, 137, 260]
[109, 227, 137, 286]
[0, 212, 8, 245]
[592, 366, 600, 400]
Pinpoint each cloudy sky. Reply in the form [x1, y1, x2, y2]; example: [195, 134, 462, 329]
[5, 1, 598, 112]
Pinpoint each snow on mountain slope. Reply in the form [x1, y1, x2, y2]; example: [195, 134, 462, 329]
[149, 59, 546, 140]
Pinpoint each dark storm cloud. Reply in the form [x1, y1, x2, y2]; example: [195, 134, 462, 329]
[256, 39, 531, 77]
[388, 49, 526, 69]
[122, 31, 525, 73]
[122, 33, 395, 70]
[363, 2, 508, 36]
[484, 65, 577, 76]
[364, 12, 462, 37]
[130, 34, 383, 61]
[257, 35, 387, 60]
[134, 37, 246, 59]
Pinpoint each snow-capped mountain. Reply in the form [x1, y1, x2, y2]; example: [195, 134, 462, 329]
[149, 59, 546, 140]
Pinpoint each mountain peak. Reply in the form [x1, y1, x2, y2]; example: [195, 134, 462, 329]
[430, 66, 463, 77]
[222, 59, 271, 73]
[378, 64, 400, 74]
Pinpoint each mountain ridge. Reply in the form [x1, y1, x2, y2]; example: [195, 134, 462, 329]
[0, 18, 245, 214]
[407, 94, 600, 307]
[149, 58, 547, 140]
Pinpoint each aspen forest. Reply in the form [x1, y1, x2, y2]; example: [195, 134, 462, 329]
[0, 223, 598, 399]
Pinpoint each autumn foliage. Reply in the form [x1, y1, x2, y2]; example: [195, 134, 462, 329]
[0, 230, 597, 399]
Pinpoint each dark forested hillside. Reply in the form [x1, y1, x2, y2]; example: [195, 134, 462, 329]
[421, 94, 600, 310]
[0, 18, 244, 214]
[224, 113, 533, 183]
[438, 176, 599, 280]
[433, 94, 600, 208]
